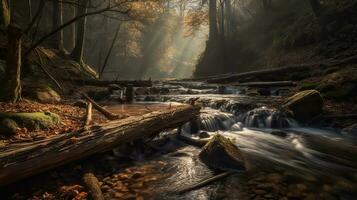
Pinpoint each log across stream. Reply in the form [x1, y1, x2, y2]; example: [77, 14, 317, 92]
[0, 104, 200, 186]
[1, 83, 357, 199]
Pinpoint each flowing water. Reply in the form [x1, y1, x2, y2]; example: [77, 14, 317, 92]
[106, 82, 357, 199]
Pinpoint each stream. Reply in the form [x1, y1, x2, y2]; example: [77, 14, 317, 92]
[103, 82, 357, 200]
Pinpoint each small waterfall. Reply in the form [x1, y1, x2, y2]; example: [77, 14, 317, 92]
[182, 108, 236, 134]
[238, 106, 298, 128]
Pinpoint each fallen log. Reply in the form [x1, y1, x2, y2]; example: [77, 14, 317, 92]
[81, 92, 121, 120]
[234, 81, 296, 87]
[0, 104, 200, 186]
[70, 79, 152, 87]
[206, 63, 320, 84]
[205, 55, 357, 84]
[83, 172, 105, 200]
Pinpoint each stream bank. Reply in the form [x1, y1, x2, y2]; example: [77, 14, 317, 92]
[1, 79, 356, 200]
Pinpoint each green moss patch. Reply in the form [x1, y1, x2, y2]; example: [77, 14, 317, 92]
[0, 112, 60, 135]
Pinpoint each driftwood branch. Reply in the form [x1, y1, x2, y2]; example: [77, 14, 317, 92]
[81, 92, 121, 120]
[0, 104, 200, 186]
[83, 172, 104, 200]
[84, 102, 93, 130]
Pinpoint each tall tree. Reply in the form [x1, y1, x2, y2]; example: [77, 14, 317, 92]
[27, 0, 32, 20]
[52, 0, 65, 51]
[71, 0, 89, 65]
[0, 0, 10, 31]
[208, 0, 218, 43]
[0, 25, 23, 102]
[308, 0, 321, 16]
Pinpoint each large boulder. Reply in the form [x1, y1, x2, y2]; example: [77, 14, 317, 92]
[24, 85, 61, 103]
[283, 90, 323, 122]
[0, 112, 60, 135]
[199, 134, 245, 171]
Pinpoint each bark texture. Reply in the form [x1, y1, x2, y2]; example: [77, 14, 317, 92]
[0, 25, 23, 102]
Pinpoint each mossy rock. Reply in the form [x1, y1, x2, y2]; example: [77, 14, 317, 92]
[199, 134, 245, 171]
[283, 90, 323, 123]
[25, 85, 61, 103]
[0, 112, 60, 135]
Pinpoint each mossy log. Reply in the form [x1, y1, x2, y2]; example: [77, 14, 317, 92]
[0, 105, 200, 186]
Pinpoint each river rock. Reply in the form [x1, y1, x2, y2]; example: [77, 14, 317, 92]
[87, 88, 111, 101]
[342, 124, 357, 139]
[283, 90, 323, 122]
[108, 84, 122, 93]
[270, 130, 288, 137]
[231, 122, 243, 131]
[73, 100, 88, 108]
[199, 134, 245, 171]
[0, 112, 60, 135]
[198, 131, 210, 139]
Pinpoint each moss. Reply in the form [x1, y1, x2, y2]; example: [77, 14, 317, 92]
[298, 82, 319, 91]
[199, 134, 245, 171]
[0, 112, 60, 132]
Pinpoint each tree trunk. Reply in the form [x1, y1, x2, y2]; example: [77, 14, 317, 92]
[208, 0, 218, 43]
[0, 25, 23, 103]
[224, 0, 233, 38]
[220, 1, 224, 39]
[99, 22, 121, 78]
[0, 0, 10, 31]
[0, 105, 200, 186]
[71, 0, 89, 65]
[309, 0, 321, 16]
[71, 3, 76, 50]
[27, 0, 32, 21]
[51, 0, 65, 51]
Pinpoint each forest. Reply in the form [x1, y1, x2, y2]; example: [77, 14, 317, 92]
[0, 0, 356, 199]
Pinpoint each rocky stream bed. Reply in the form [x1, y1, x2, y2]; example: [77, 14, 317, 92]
[1, 80, 357, 200]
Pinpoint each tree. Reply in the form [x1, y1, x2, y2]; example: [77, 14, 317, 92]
[0, 0, 10, 31]
[52, 0, 65, 51]
[71, 0, 89, 65]
[208, 0, 218, 43]
[27, 0, 32, 20]
[308, 0, 321, 16]
[0, 25, 23, 102]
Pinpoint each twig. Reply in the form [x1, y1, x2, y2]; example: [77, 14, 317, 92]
[34, 48, 63, 92]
